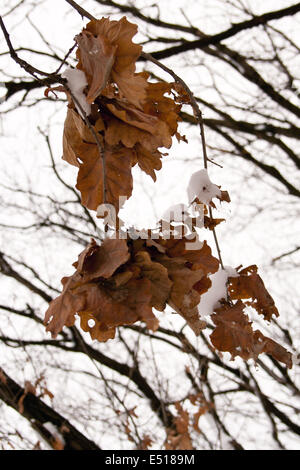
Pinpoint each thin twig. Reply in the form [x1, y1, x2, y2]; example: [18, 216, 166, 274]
[65, 0, 95, 20]
[0, 16, 61, 83]
[141, 51, 207, 165]
[142, 51, 225, 268]
[53, 42, 77, 74]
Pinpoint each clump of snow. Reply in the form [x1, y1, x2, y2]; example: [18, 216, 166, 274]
[187, 169, 221, 205]
[62, 67, 91, 118]
[198, 266, 238, 318]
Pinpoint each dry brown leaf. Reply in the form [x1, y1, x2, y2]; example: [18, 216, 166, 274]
[107, 100, 160, 134]
[104, 107, 171, 152]
[76, 278, 155, 339]
[44, 274, 85, 338]
[62, 20, 184, 213]
[193, 275, 212, 295]
[228, 265, 279, 321]
[253, 330, 292, 368]
[74, 238, 130, 280]
[174, 402, 189, 434]
[77, 17, 147, 108]
[210, 301, 261, 361]
[62, 108, 133, 211]
[45, 238, 130, 338]
[44, 239, 159, 341]
[165, 431, 193, 450]
[144, 81, 182, 136]
[210, 300, 292, 367]
[75, 31, 117, 103]
[133, 144, 163, 181]
[172, 82, 191, 104]
[79, 312, 116, 341]
[193, 403, 212, 433]
[203, 215, 225, 230]
[76, 142, 133, 211]
[133, 250, 172, 311]
[132, 234, 218, 335]
[160, 238, 220, 276]
[157, 254, 207, 335]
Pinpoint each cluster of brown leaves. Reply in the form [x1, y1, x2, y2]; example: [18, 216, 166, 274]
[210, 266, 292, 368]
[44, 231, 292, 368]
[61, 17, 186, 213]
[44, 233, 219, 341]
[210, 301, 292, 368]
[44, 16, 292, 372]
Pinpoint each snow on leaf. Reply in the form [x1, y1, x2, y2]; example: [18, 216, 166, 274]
[197, 267, 237, 318]
[227, 265, 279, 321]
[187, 169, 230, 207]
[61, 67, 91, 117]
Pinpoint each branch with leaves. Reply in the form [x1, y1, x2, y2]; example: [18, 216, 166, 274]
[0, 2, 294, 367]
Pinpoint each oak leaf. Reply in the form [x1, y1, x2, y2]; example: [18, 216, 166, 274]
[133, 250, 172, 311]
[75, 278, 155, 341]
[160, 238, 219, 276]
[44, 238, 158, 341]
[203, 215, 225, 231]
[228, 265, 279, 321]
[132, 234, 219, 334]
[62, 110, 134, 211]
[132, 144, 163, 181]
[104, 103, 172, 153]
[210, 300, 291, 367]
[75, 31, 117, 104]
[156, 255, 208, 335]
[44, 274, 86, 338]
[74, 238, 130, 280]
[77, 143, 133, 211]
[253, 331, 292, 368]
[76, 17, 147, 108]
